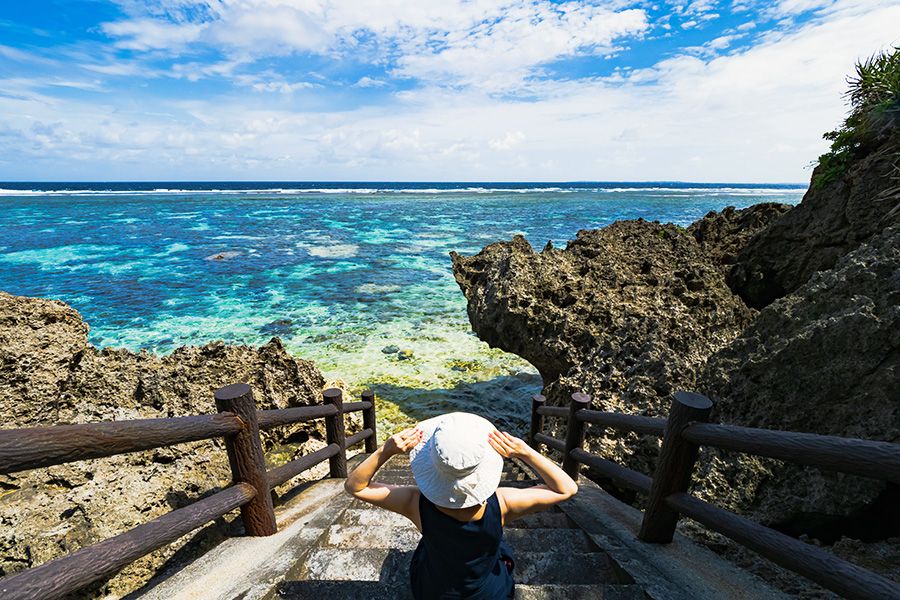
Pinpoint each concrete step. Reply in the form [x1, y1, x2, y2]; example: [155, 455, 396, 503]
[323, 524, 420, 550]
[515, 551, 620, 585]
[506, 511, 576, 529]
[340, 507, 416, 528]
[504, 528, 597, 553]
[275, 581, 646, 600]
[275, 580, 412, 600]
[515, 584, 648, 600]
[297, 547, 413, 584]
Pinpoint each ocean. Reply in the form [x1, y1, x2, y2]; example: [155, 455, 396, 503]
[0, 182, 806, 431]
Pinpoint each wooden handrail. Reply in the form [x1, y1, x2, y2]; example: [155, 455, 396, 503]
[569, 448, 652, 494]
[533, 432, 566, 453]
[0, 483, 257, 600]
[666, 492, 900, 600]
[257, 404, 338, 430]
[0, 384, 380, 600]
[0, 413, 244, 474]
[345, 428, 375, 449]
[535, 405, 568, 418]
[530, 389, 900, 600]
[576, 409, 666, 437]
[267, 443, 341, 489]
[682, 422, 900, 482]
[343, 400, 373, 412]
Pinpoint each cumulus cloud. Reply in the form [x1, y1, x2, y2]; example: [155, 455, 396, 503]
[0, 0, 898, 183]
[100, 0, 649, 90]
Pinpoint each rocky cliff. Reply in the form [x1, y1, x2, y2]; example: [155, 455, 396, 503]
[451, 178, 898, 592]
[729, 144, 900, 309]
[0, 292, 334, 598]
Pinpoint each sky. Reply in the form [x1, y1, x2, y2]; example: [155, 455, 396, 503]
[0, 0, 898, 183]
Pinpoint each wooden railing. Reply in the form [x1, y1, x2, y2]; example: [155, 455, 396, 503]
[0, 384, 378, 600]
[530, 391, 900, 600]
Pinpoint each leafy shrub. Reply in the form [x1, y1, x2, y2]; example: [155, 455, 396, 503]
[814, 47, 900, 188]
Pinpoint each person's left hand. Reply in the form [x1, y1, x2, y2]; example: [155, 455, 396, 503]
[383, 427, 422, 456]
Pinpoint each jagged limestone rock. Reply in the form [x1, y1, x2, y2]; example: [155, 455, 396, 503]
[699, 226, 900, 523]
[0, 292, 330, 598]
[688, 203, 792, 278]
[451, 219, 755, 476]
[729, 141, 900, 309]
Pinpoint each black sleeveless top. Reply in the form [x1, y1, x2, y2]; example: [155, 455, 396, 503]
[410, 492, 515, 599]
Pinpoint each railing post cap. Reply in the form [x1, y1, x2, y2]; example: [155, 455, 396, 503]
[215, 382, 251, 401]
[361, 389, 375, 400]
[532, 394, 546, 404]
[571, 392, 591, 405]
[323, 387, 343, 399]
[674, 391, 713, 410]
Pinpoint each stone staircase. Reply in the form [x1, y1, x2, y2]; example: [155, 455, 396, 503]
[133, 454, 789, 600]
[273, 455, 647, 600]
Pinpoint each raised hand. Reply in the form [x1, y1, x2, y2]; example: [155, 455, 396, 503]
[488, 430, 531, 460]
[384, 427, 423, 456]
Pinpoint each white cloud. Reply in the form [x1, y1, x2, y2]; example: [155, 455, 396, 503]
[99, 1, 650, 90]
[354, 76, 387, 88]
[1, 0, 899, 183]
[489, 131, 526, 151]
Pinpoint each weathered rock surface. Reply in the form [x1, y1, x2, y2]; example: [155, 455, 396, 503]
[688, 203, 792, 278]
[728, 142, 900, 309]
[451, 219, 755, 473]
[0, 292, 332, 598]
[699, 226, 899, 523]
[451, 213, 899, 561]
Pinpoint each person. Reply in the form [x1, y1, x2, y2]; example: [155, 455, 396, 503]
[344, 411, 579, 599]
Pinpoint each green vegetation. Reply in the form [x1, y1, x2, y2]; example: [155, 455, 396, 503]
[815, 47, 900, 188]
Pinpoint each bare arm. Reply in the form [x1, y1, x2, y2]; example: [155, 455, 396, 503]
[344, 427, 423, 529]
[488, 431, 578, 524]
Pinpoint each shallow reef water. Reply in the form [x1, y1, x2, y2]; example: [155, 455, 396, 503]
[0, 183, 805, 435]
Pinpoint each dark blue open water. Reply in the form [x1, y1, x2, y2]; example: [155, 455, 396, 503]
[0, 182, 805, 429]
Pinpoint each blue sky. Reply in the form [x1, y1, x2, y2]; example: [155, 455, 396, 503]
[0, 0, 897, 182]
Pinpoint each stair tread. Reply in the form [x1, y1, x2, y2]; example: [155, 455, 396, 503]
[506, 511, 576, 529]
[297, 547, 413, 583]
[276, 580, 412, 600]
[504, 527, 597, 552]
[515, 551, 620, 585]
[516, 584, 647, 600]
[276, 581, 645, 600]
[324, 524, 420, 550]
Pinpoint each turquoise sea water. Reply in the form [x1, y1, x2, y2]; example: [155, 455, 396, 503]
[0, 182, 805, 430]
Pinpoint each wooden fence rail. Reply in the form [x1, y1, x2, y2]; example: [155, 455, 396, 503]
[0, 384, 379, 600]
[531, 391, 900, 600]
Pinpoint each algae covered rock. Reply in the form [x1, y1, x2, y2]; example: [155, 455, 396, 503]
[0, 292, 329, 598]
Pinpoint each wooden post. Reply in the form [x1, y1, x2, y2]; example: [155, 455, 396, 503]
[362, 390, 378, 453]
[529, 394, 546, 450]
[324, 388, 348, 478]
[214, 383, 277, 536]
[639, 391, 713, 543]
[562, 393, 591, 479]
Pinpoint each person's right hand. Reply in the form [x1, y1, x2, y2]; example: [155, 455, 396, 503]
[383, 427, 422, 456]
[488, 430, 531, 460]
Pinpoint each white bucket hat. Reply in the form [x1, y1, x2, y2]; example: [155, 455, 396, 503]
[409, 412, 503, 509]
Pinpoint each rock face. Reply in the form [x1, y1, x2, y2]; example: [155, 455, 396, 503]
[451, 211, 899, 535]
[728, 143, 900, 309]
[0, 292, 329, 598]
[451, 219, 755, 473]
[699, 226, 900, 523]
[688, 203, 792, 278]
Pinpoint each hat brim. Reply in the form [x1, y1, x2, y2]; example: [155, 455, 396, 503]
[409, 413, 503, 509]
